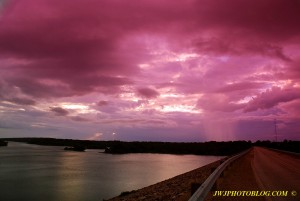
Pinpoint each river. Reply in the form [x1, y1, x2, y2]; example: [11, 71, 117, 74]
[0, 142, 223, 201]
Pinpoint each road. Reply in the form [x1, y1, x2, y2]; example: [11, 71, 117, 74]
[252, 147, 300, 201]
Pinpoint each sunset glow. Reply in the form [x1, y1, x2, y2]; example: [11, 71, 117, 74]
[0, 0, 299, 141]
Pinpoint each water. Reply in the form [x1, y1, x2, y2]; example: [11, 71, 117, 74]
[0, 142, 223, 201]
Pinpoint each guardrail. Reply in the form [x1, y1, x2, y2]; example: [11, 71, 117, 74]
[188, 149, 251, 201]
[268, 147, 300, 156]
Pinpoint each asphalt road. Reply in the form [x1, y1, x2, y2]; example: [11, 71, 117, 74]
[252, 147, 300, 201]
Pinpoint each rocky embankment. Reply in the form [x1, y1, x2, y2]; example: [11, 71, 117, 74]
[106, 159, 225, 201]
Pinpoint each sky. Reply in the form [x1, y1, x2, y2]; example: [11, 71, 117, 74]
[0, 0, 300, 142]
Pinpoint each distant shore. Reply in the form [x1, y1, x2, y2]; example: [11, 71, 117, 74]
[1, 137, 252, 155]
[1, 137, 299, 155]
[0, 140, 8, 146]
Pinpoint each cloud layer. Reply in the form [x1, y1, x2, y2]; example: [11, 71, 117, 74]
[0, 0, 299, 141]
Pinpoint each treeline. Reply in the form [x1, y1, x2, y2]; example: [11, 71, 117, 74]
[105, 141, 252, 156]
[2, 137, 251, 155]
[254, 140, 300, 153]
[2, 137, 299, 155]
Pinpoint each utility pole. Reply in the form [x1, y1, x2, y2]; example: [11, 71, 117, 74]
[274, 119, 278, 142]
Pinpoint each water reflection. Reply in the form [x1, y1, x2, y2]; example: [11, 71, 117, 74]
[55, 151, 86, 201]
[0, 142, 223, 201]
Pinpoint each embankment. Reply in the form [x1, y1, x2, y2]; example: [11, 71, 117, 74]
[106, 159, 224, 201]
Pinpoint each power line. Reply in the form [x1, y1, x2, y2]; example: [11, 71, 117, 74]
[274, 119, 278, 142]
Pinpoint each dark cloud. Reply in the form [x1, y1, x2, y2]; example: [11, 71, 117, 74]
[97, 100, 109, 106]
[194, 39, 291, 60]
[0, 0, 299, 100]
[0, 0, 142, 99]
[50, 107, 69, 116]
[286, 59, 300, 80]
[244, 87, 300, 112]
[6, 77, 73, 98]
[0, 79, 36, 105]
[7, 97, 36, 105]
[194, 0, 300, 40]
[70, 116, 89, 122]
[280, 100, 300, 116]
[136, 87, 159, 99]
[216, 82, 266, 93]
[95, 99, 147, 114]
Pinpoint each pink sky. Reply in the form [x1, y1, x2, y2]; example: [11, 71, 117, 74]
[0, 0, 299, 141]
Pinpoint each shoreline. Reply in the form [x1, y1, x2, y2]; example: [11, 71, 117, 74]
[106, 159, 224, 201]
